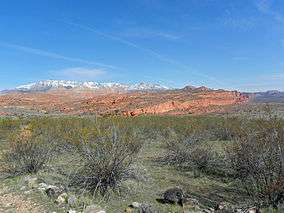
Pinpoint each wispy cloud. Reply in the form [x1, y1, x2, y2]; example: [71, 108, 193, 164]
[221, 16, 257, 31]
[255, 0, 271, 13]
[255, 0, 284, 49]
[0, 42, 118, 70]
[62, 20, 224, 87]
[119, 28, 182, 40]
[259, 72, 284, 81]
[218, 8, 258, 31]
[256, 0, 284, 23]
[53, 67, 107, 80]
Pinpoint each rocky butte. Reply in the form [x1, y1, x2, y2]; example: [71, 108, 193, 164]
[0, 80, 249, 116]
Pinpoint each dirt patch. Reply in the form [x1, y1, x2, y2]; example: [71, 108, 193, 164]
[0, 185, 44, 213]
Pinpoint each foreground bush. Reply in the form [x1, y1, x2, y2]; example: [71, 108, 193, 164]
[68, 125, 142, 196]
[1, 124, 56, 176]
[227, 115, 284, 208]
[160, 129, 225, 176]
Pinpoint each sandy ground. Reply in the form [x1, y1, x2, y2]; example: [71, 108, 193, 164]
[0, 184, 44, 213]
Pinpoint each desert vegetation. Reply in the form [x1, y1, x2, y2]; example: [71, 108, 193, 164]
[0, 106, 283, 212]
[68, 125, 143, 197]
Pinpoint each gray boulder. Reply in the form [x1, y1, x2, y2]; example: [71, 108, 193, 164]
[45, 185, 64, 198]
[67, 195, 77, 207]
[84, 204, 106, 213]
[128, 202, 154, 213]
[163, 187, 184, 205]
[55, 192, 68, 204]
[139, 203, 153, 213]
[24, 176, 38, 188]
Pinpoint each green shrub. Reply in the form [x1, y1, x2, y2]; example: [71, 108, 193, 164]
[1, 123, 56, 176]
[160, 129, 221, 174]
[227, 115, 284, 208]
[68, 125, 142, 196]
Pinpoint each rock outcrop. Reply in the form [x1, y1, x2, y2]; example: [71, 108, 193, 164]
[0, 87, 249, 116]
[81, 90, 248, 116]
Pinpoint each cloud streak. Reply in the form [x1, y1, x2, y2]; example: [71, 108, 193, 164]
[256, 0, 284, 24]
[221, 16, 257, 31]
[119, 28, 182, 40]
[255, 0, 284, 51]
[0, 42, 118, 70]
[62, 20, 224, 87]
[260, 72, 284, 81]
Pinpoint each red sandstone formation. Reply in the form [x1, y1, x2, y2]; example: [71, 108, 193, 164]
[0, 111, 11, 116]
[0, 88, 249, 116]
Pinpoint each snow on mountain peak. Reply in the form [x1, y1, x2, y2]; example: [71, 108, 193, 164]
[14, 80, 169, 92]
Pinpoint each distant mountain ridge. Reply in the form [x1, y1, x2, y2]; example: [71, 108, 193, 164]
[0, 82, 248, 116]
[247, 90, 284, 103]
[2, 80, 284, 104]
[4, 80, 169, 93]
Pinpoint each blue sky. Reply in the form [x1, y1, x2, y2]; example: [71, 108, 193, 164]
[0, 0, 284, 92]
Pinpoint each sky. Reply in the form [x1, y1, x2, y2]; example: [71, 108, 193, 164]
[0, 0, 284, 92]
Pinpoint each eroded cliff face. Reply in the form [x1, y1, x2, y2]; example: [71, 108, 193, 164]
[0, 88, 249, 116]
[76, 90, 249, 116]
[120, 91, 248, 116]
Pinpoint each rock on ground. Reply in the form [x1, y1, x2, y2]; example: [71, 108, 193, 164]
[84, 204, 106, 213]
[163, 187, 184, 205]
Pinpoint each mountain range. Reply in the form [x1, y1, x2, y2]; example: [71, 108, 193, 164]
[247, 90, 284, 103]
[3, 80, 169, 93]
[0, 80, 283, 117]
[0, 80, 249, 116]
[2, 80, 283, 97]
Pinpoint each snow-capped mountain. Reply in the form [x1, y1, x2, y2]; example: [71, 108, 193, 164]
[12, 80, 169, 92]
